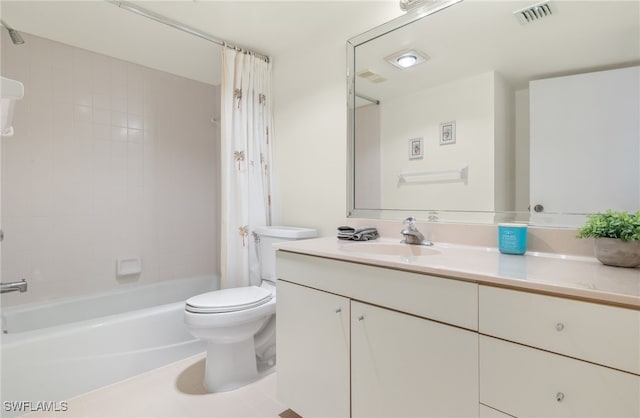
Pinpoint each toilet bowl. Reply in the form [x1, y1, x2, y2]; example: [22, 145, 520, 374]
[184, 226, 316, 392]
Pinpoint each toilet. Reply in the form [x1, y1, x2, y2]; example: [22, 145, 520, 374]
[184, 226, 317, 392]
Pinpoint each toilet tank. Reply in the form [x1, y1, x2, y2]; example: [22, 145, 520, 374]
[254, 226, 317, 281]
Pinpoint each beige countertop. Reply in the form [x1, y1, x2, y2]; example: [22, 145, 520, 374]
[276, 237, 640, 309]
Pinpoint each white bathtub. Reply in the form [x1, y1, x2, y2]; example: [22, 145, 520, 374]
[0, 276, 218, 417]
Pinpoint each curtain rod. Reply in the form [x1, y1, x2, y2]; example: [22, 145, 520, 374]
[105, 0, 270, 62]
[356, 93, 380, 105]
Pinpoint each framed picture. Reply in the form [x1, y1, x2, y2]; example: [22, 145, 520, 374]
[409, 137, 423, 159]
[439, 121, 456, 145]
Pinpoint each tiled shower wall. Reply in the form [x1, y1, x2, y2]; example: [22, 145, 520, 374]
[1, 32, 220, 306]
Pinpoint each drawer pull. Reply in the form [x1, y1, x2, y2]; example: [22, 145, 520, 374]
[335, 308, 342, 313]
[358, 315, 365, 321]
[555, 322, 565, 332]
[556, 392, 565, 402]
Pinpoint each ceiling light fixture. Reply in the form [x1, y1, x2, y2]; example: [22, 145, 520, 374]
[385, 49, 429, 69]
[397, 54, 418, 68]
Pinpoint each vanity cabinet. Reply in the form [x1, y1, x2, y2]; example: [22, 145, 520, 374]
[276, 249, 640, 418]
[276, 251, 479, 418]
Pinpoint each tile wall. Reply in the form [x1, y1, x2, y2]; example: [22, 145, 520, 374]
[1, 32, 220, 306]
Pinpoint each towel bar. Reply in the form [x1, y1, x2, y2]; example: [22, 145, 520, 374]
[398, 164, 468, 183]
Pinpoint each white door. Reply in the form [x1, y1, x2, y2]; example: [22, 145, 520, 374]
[529, 66, 640, 217]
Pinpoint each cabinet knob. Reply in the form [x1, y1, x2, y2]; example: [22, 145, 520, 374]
[335, 308, 342, 313]
[556, 392, 565, 402]
[555, 322, 565, 332]
[358, 315, 365, 321]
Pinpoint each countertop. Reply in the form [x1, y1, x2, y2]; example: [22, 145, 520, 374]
[276, 237, 640, 309]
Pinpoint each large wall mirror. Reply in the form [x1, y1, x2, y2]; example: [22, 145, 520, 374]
[347, 0, 640, 227]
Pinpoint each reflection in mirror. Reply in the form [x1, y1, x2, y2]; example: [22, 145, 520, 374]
[348, 0, 640, 226]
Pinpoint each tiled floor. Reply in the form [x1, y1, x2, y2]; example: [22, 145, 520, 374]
[26, 353, 288, 418]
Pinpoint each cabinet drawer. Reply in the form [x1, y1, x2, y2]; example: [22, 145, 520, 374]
[277, 251, 478, 330]
[480, 336, 640, 418]
[479, 285, 640, 374]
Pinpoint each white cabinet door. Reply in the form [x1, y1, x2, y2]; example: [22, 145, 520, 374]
[276, 280, 350, 418]
[351, 301, 479, 418]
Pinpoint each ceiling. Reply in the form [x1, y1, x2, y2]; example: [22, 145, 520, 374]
[355, 0, 640, 103]
[0, 0, 404, 86]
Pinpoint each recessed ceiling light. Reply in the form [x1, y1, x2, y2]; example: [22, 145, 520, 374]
[385, 49, 429, 69]
[397, 54, 418, 68]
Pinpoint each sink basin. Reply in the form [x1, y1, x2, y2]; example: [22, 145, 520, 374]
[340, 242, 440, 257]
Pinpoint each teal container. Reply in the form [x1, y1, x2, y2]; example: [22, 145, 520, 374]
[498, 223, 528, 255]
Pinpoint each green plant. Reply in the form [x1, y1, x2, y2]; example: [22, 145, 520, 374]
[577, 210, 640, 242]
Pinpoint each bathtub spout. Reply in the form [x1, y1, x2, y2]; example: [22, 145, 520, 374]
[1, 279, 27, 294]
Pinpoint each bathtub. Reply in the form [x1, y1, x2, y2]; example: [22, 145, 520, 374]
[1, 276, 218, 417]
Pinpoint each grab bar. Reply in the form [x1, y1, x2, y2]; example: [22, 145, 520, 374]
[1, 279, 27, 294]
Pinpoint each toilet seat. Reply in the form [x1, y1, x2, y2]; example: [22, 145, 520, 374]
[186, 286, 272, 314]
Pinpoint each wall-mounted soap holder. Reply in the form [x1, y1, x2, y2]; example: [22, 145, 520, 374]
[116, 257, 142, 276]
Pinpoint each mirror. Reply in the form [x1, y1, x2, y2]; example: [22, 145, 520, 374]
[347, 0, 640, 226]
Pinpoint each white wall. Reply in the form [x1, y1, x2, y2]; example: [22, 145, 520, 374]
[271, 37, 350, 237]
[1, 33, 219, 306]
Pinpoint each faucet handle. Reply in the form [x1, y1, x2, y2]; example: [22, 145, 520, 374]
[403, 216, 417, 229]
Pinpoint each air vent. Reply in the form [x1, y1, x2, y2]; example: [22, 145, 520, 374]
[400, 0, 424, 11]
[357, 70, 387, 83]
[514, 1, 553, 24]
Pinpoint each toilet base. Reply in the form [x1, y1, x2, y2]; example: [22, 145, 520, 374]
[203, 338, 274, 392]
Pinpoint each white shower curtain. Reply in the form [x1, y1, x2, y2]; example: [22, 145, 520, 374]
[220, 46, 273, 289]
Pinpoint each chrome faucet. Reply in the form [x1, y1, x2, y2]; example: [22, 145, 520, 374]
[401, 217, 433, 246]
[1, 279, 27, 294]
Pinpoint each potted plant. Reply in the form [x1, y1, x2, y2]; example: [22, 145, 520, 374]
[577, 210, 640, 268]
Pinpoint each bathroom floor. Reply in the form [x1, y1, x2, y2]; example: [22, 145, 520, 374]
[25, 353, 288, 418]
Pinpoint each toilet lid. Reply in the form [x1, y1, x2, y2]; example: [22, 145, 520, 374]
[185, 286, 273, 314]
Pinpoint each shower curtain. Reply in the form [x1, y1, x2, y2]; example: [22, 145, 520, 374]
[220, 46, 273, 289]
